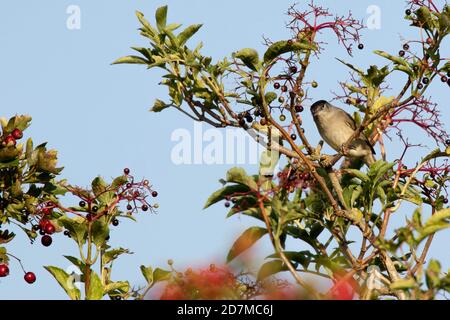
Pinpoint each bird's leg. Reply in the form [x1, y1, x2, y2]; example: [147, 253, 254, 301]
[319, 154, 334, 168]
[308, 141, 324, 162]
[339, 144, 350, 157]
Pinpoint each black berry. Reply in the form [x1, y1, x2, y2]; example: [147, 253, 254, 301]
[142, 204, 149, 211]
[358, 44, 364, 50]
[274, 82, 280, 90]
[405, 9, 411, 15]
[41, 235, 52, 247]
[152, 191, 158, 197]
[79, 201, 86, 207]
[399, 50, 405, 57]
[112, 219, 119, 226]
[295, 105, 304, 112]
[124, 168, 130, 175]
[422, 77, 429, 84]
[291, 134, 297, 140]
[403, 44, 410, 51]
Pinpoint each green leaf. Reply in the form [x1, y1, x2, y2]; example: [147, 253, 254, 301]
[45, 266, 81, 300]
[111, 175, 128, 189]
[140, 265, 153, 285]
[267, 251, 312, 269]
[226, 167, 258, 189]
[150, 99, 171, 112]
[204, 184, 249, 209]
[178, 24, 203, 46]
[415, 6, 436, 30]
[257, 259, 287, 281]
[104, 281, 130, 294]
[92, 219, 110, 247]
[111, 55, 149, 65]
[343, 169, 369, 182]
[264, 92, 277, 104]
[135, 11, 157, 36]
[86, 271, 104, 300]
[390, 278, 416, 290]
[336, 58, 364, 76]
[155, 6, 168, 31]
[263, 40, 316, 64]
[424, 208, 450, 227]
[227, 226, 268, 262]
[426, 259, 441, 289]
[58, 216, 87, 245]
[92, 176, 108, 198]
[374, 50, 409, 67]
[64, 255, 86, 271]
[153, 268, 172, 283]
[102, 248, 131, 265]
[234, 48, 260, 71]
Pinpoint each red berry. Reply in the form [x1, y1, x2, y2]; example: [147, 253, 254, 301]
[289, 66, 298, 74]
[3, 135, 16, 146]
[281, 85, 288, 92]
[124, 168, 130, 175]
[295, 105, 304, 113]
[41, 235, 52, 247]
[44, 223, 55, 235]
[24, 272, 36, 284]
[11, 128, 23, 140]
[0, 264, 9, 277]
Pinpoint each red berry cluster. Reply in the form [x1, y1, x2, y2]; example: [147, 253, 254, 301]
[277, 168, 312, 192]
[0, 263, 36, 284]
[160, 264, 238, 300]
[1, 128, 23, 147]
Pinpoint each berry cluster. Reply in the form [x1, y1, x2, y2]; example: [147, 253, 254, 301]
[276, 167, 313, 193]
[1, 128, 23, 147]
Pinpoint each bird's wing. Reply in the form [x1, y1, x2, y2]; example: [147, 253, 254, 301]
[340, 109, 376, 155]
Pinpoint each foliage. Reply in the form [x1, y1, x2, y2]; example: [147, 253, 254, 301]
[116, 1, 450, 300]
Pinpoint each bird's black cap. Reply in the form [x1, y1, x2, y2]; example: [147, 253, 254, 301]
[310, 100, 328, 116]
[310, 100, 328, 109]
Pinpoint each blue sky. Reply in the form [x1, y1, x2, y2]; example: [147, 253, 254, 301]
[0, 1, 449, 299]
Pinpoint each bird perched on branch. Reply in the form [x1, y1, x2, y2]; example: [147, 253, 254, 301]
[310, 100, 376, 167]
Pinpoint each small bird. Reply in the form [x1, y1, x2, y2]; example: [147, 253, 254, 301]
[310, 100, 376, 166]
